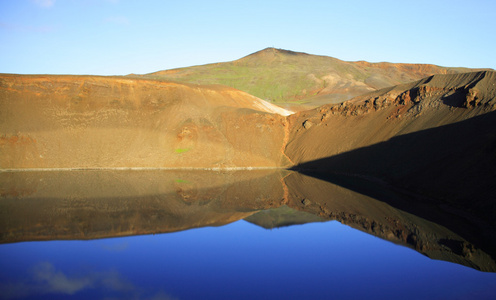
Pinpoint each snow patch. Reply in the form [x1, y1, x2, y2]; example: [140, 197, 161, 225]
[252, 97, 294, 116]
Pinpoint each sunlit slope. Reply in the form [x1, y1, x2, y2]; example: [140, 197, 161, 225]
[143, 48, 488, 109]
[0, 75, 292, 169]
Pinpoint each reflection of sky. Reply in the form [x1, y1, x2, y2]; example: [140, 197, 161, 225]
[1, 220, 496, 300]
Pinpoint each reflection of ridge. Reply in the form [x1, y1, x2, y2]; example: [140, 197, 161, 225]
[288, 111, 496, 271]
[1, 169, 495, 272]
[283, 172, 496, 272]
[0, 170, 289, 243]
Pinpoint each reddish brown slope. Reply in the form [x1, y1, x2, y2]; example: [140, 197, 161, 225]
[0, 74, 292, 169]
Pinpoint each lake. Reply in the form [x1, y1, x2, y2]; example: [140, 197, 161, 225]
[1, 170, 495, 299]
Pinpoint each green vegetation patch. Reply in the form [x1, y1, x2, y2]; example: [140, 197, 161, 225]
[174, 178, 190, 183]
[174, 148, 190, 154]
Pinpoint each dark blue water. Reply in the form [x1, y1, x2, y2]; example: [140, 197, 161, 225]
[1, 219, 496, 300]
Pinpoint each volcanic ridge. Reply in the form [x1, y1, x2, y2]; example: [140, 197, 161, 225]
[1, 50, 495, 191]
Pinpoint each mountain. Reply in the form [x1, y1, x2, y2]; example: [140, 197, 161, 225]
[141, 47, 489, 109]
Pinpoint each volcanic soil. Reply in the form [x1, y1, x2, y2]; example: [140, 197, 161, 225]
[0, 74, 293, 169]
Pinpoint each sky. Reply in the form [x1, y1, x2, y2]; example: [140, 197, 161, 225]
[1, 0, 495, 75]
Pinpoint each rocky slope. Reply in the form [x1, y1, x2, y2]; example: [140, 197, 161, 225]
[287, 71, 496, 163]
[0, 74, 292, 169]
[286, 71, 496, 224]
[143, 47, 490, 109]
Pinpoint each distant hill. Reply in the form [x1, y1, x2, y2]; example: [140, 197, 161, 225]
[141, 48, 490, 109]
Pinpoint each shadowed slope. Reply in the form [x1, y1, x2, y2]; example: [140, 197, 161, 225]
[291, 111, 496, 210]
[288, 71, 495, 154]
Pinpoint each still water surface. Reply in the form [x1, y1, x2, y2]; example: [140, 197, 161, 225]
[0, 170, 495, 299]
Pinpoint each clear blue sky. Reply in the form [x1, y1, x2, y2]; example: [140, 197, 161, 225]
[1, 0, 495, 75]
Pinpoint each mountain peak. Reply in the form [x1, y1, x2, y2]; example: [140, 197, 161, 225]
[237, 47, 309, 63]
[259, 47, 306, 55]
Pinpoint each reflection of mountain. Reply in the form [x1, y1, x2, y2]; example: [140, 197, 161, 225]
[284, 172, 496, 272]
[244, 206, 326, 229]
[1, 170, 495, 272]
